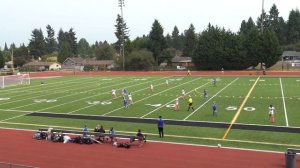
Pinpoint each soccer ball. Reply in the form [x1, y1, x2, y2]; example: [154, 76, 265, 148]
[217, 144, 222, 148]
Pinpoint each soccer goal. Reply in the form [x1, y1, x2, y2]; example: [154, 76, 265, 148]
[0, 74, 31, 88]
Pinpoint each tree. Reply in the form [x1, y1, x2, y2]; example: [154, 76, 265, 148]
[165, 34, 172, 48]
[13, 45, 31, 67]
[0, 50, 4, 68]
[57, 28, 66, 49]
[277, 17, 287, 44]
[78, 38, 90, 58]
[68, 28, 78, 55]
[183, 24, 197, 57]
[171, 26, 182, 50]
[126, 49, 154, 70]
[257, 11, 268, 33]
[132, 35, 149, 49]
[4, 42, 9, 51]
[58, 42, 72, 63]
[161, 47, 176, 66]
[45, 25, 57, 54]
[268, 4, 280, 33]
[260, 28, 282, 68]
[287, 9, 300, 44]
[95, 41, 115, 60]
[28, 28, 46, 58]
[149, 19, 166, 67]
[114, 14, 129, 55]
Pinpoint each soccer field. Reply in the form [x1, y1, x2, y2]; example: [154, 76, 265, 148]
[0, 75, 300, 151]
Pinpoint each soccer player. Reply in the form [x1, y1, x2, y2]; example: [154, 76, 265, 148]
[268, 105, 275, 123]
[174, 97, 179, 111]
[213, 101, 218, 116]
[166, 79, 169, 87]
[213, 78, 217, 87]
[181, 88, 186, 99]
[112, 89, 117, 99]
[128, 93, 133, 105]
[150, 84, 154, 93]
[187, 69, 191, 76]
[187, 95, 194, 111]
[122, 88, 127, 96]
[122, 95, 128, 108]
[204, 89, 208, 99]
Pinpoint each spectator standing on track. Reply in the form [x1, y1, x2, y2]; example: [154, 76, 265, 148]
[213, 101, 218, 116]
[268, 105, 275, 123]
[187, 95, 194, 111]
[157, 116, 164, 138]
[83, 125, 88, 135]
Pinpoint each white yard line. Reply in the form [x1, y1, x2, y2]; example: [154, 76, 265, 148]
[10, 77, 148, 110]
[279, 78, 289, 127]
[102, 78, 201, 116]
[140, 80, 209, 118]
[0, 77, 123, 106]
[184, 78, 239, 120]
[68, 77, 172, 114]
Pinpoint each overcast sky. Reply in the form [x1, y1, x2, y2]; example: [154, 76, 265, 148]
[0, 0, 299, 49]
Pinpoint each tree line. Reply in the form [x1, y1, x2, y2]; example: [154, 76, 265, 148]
[0, 4, 299, 70]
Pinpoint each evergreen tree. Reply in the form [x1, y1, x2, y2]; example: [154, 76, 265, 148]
[58, 42, 72, 63]
[149, 19, 166, 67]
[68, 28, 78, 55]
[57, 28, 66, 49]
[95, 41, 115, 60]
[4, 42, 9, 51]
[114, 14, 129, 55]
[45, 25, 57, 54]
[257, 11, 268, 33]
[28, 28, 46, 58]
[287, 9, 300, 44]
[277, 17, 287, 44]
[268, 4, 280, 33]
[78, 38, 90, 58]
[0, 50, 4, 68]
[171, 26, 181, 50]
[183, 24, 197, 57]
[165, 34, 172, 48]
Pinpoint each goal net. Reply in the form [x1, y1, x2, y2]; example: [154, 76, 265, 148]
[0, 74, 31, 88]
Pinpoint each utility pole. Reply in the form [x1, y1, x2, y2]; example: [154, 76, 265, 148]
[261, 0, 264, 34]
[11, 48, 15, 74]
[118, 0, 125, 71]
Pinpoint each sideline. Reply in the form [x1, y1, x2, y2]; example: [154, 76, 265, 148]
[0, 124, 293, 154]
[279, 78, 289, 126]
[222, 76, 260, 139]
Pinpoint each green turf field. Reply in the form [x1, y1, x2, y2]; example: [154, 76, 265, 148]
[0, 75, 299, 151]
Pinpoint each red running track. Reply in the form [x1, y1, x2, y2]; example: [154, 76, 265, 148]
[0, 129, 288, 168]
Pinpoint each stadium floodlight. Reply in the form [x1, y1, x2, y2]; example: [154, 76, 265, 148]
[0, 74, 31, 88]
[118, 0, 125, 71]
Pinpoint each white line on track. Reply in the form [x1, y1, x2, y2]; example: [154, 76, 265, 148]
[102, 78, 201, 116]
[279, 78, 289, 127]
[183, 78, 239, 120]
[140, 80, 210, 118]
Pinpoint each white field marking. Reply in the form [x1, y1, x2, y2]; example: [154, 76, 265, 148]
[0, 98, 10, 100]
[102, 78, 201, 116]
[9, 77, 138, 110]
[0, 122, 298, 152]
[14, 76, 169, 112]
[68, 77, 172, 114]
[0, 76, 97, 95]
[184, 78, 239, 120]
[280, 78, 289, 126]
[0, 76, 124, 105]
[66, 83, 164, 114]
[140, 80, 210, 118]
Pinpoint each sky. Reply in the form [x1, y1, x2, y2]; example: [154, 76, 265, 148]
[0, 0, 299, 49]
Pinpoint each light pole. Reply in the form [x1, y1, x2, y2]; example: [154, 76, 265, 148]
[118, 0, 125, 71]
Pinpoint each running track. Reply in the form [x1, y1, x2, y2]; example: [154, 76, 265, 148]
[0, 128, 287, 168]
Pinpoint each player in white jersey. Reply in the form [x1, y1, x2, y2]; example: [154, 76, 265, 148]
[268, 105, 275, 123]
[150, 84, 154, 93]
[112, 89, 117, 99]
[128, 93, 133, 105]
[180, 88, 186, 99]
[174, 97, 179, 111]
[166, 80, 169, 87]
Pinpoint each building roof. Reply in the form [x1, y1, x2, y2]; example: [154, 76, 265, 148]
[282, 51, 300, 57]
[171, 56, 192, 63]
[23, 62, 60, 66]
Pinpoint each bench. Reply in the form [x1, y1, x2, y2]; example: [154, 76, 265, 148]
[38, 128, 147, 146]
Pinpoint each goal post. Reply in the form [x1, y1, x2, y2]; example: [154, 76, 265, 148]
[0, 74, 31, 88]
